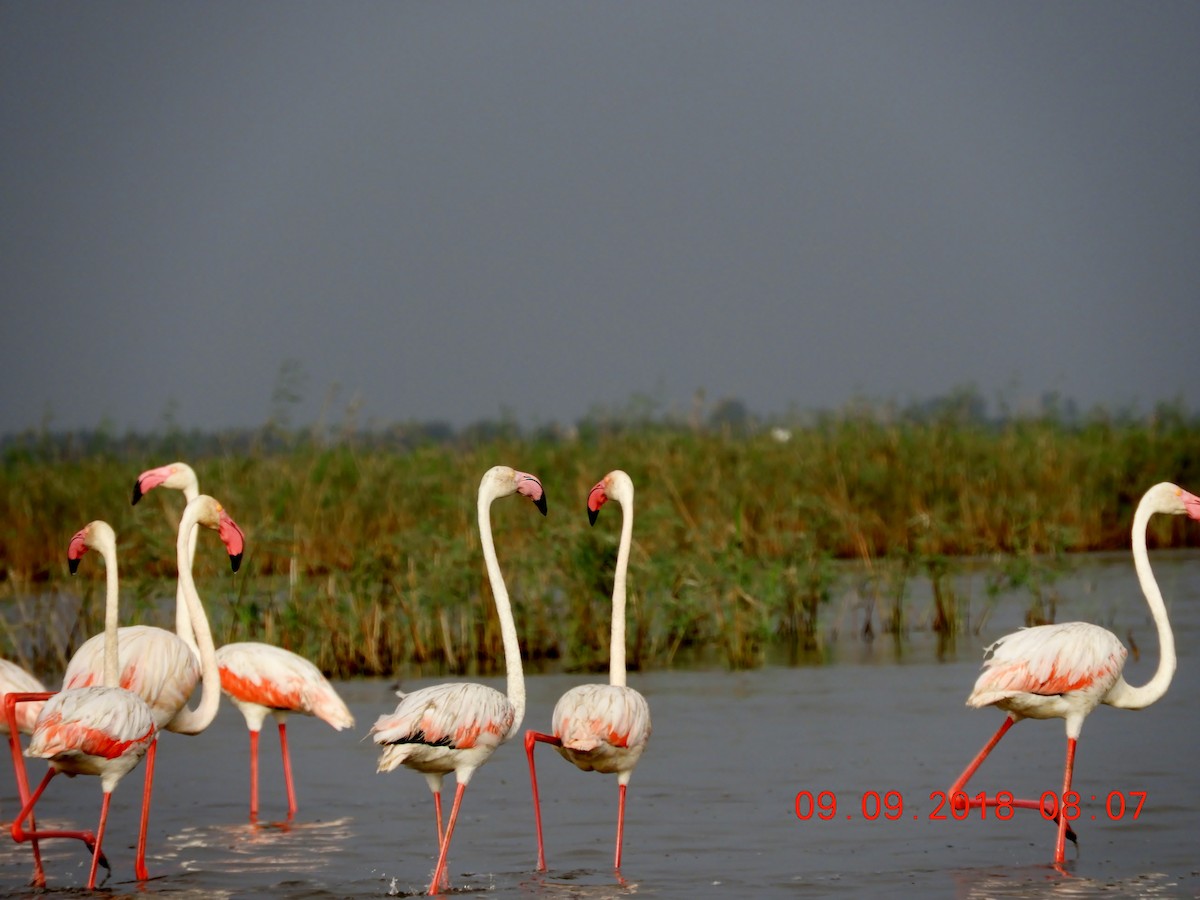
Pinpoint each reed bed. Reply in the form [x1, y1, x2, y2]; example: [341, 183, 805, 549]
[2, 398, 1197, 678]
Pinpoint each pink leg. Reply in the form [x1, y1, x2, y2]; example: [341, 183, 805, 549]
[614, 782, 627, 871]
[948, 715, 1016, 797]
[5, 694, 48, 884]
[433, 791, 444, 847]
[135, 737, 156, 881]
[1055, 738, 1077, 864]
[248, 730, 260, 821]
[428, 782, 468, 896]
[525, 730, 562, 872]
[431, 791, 449, 893]
[949, 715, 1077, 846]
[87, 792, 112, 890]
[278, 720, 297, 820]
[11, 767, 109, 885]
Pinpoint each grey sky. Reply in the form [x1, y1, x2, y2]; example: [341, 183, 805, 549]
[3, 3, 1198, 436]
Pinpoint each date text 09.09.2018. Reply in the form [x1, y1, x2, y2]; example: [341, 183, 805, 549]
[794, 790, 1146, 822]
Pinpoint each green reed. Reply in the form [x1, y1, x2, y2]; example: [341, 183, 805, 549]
[1, 398, 1198, 677]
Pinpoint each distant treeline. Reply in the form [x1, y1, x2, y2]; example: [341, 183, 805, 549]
[2, 390, 1198, 678]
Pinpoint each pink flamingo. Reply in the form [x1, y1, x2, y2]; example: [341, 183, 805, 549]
[58, 483, 235, 877]
[131, 460, 354, 821]
[216, 642, 354, 820]
[948, 481, 1200, 864]
[370, 466, 546, 895]
[526, 469, 651, 872]
[8, 520, 157, 889]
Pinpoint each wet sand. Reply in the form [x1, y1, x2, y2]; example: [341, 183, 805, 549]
[1, 554, 1198, 898]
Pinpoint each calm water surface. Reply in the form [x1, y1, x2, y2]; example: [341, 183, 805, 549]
[2, 554, 1198, 898]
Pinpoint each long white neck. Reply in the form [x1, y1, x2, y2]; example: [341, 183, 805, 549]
[174, 484, 201, 650]
[609, 492, 633, 688]
[479, 485, 525, 735]
[98, 537, 122, 688]
[166, 502, 222, 734]
[1106, 495, 1177, 709]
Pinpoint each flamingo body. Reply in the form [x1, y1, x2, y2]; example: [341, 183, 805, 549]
[372, 682, 514, 779]
[217, 642, 353, 732]
[63, 627, 200, 730]
[27, 686, 156, 792]
[551, 683, 650, 776]
[1, 660, 47, 735]
[967, 622, 1126, 729]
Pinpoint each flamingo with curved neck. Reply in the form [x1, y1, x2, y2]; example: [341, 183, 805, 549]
[947, 480, 1200, 865]
[525, 469, 652, 873]
[9, 521, 157, 889]
[370, 465, 546, 895]
[42, 496, 240, 883]
[132, 460, 354, 822]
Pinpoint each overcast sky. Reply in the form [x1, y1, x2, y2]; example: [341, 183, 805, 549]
[2, 2, 1198, 436]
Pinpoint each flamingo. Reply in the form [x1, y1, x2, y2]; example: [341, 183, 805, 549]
[947, 481, 1200, 864]
[526, 469, 651, 872]
[7, 520, 157, 889]
[57, 485, 237, 877]
[216, 642, 354, 821]
[369, 465, 547, 895]
[130, 460, 354, 821]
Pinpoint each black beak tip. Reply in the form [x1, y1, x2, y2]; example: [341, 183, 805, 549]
[229, 553, 243, 573]
[534, 496, 548, 516]
[588, 507, 599, 526]
[69, 558, 80, 575]
[131, 483, 143, 506]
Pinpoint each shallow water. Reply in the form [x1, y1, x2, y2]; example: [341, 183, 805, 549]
[2, 554, 1198, 898]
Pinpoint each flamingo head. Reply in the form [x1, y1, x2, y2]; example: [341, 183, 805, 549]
[186, 495, 246, 572]
[216, 506, 246, 572]
[1179, 486, 1200, 520]
[587, 470, 633, 526]
[132, 461, 199, 505]
[67, 520, 117, 574]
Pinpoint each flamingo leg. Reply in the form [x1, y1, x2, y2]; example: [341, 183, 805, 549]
[248, 729, 260, 821]
[7, 692, 58, 888]
[87, 792, 113, 890]
[428, 782, 469, 896]
[433, 790, 444, 847]
[948, 714, 1016, 797]
[1055, 737, 1078, 864]
[524, 730, 561, 872]
[949, 714, 1078, 847]
[135, 737, 156, 881]
[278, 720, 297, 820]
[11, 766, 110, 885]
[614, 782, 628, 871]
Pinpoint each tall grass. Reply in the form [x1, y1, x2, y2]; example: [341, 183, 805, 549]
[2, 398, 1198, 677]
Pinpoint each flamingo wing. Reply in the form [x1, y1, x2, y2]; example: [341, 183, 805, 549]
[553, 684, 651, 753]
[63, 625, 200, 729]
[27, 686, 156, 786]
[217, 642, 354, 729]
[968, 621, 1126, 708]
[371, 682, 514, 770]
